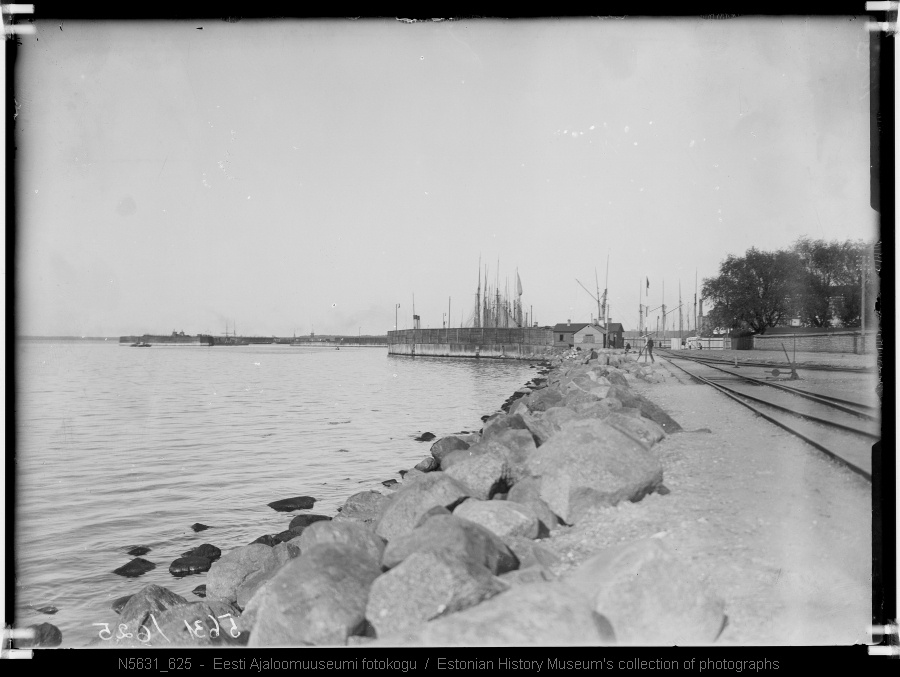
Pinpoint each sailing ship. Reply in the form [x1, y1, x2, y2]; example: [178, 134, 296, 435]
[469, 258, 529, 328]
[215, 321, 249, 346]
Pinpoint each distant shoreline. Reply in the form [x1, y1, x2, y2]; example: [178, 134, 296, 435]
[17, 336, 390, 345]
[17, 336, 114, 341]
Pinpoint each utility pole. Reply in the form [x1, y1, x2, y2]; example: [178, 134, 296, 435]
[603, 253, 610, 330]
[475, 258, 481, 329]
[638, 278, 643, 338]
[694, 269, 698, 335]
[661, 280, 666, 340]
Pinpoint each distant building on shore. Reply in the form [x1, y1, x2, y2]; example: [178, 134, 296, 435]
[606, 322, 624, 349]
[552, 321, 605, 348]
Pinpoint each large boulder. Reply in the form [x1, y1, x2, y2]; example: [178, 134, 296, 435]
[522, 387, 564, 413]
[111, 594, 133, 614]
[521, 407, 579, 446]
[481, 413, 529, 440]
[506, 477, 559, 533]
[501, 535, 561, 570]
[365, 549, 508, 638]
[169, 556, 212, 577]
[297, 520, 385, 565]
[604, 412, 666, 450]
[518, 411, 553, 448]
[507, 398, 531, 417]
[414, 456, 439, 472]
[381, 514, 518, 574]
[374, 472, 471, 542]
[206, 543, 293, 606]
[606, 385, 683, 433]
[17, 623, 62, 648]
[439, 443, 491, 471]
[399, 467, 426, 483]
[594, 367, 629, 387]
[149, 600, 247, 646]
[112, 558, 156, 578]
[443, 453, 507, 500]
[414, 505, 452, 526]
[235, 542, 301, 609]
[375, 582, 615, 646]
[483, 428, 537, 484]
[563, 389, 602, 408]
[248, 543, 382, 646]
[267, 496, 316, 512]
[332, 491, 391, 529]
[429, 436, 470, 464]
[452, 499, 540, 540]
[563, 539, 725, 645]
[527, 419, 663, 524]
[572, 401, 616, 420]
[181, 544, 222, 561]
[288, 514, 332, 533]
[498, 567, 556, 586]
[117, 585, 189, 638]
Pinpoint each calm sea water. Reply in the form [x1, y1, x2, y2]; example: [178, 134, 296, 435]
[14, 339, 540, 647]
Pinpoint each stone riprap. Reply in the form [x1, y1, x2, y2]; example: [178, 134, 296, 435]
[90, 346, 724, 648]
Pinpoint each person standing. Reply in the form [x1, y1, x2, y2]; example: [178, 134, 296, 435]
[645, 336, 655, 363]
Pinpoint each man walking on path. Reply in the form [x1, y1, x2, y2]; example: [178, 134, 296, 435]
[645, 336, 655, 363]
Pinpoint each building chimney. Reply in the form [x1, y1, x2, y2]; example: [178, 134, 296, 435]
[567, 319, 571, 326]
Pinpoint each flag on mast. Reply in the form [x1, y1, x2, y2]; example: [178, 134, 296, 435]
[516, 271, 523, 296]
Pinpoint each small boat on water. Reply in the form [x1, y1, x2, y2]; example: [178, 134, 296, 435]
[130, 341, 152, 347]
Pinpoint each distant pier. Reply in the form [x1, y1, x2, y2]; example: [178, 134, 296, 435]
[387, 327, 553, 360]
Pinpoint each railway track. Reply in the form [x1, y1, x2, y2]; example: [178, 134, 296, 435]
[659, 350, 874, 374]
[659, 351, 879, 481]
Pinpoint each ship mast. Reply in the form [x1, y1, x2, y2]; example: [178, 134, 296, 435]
[475, 256, 482, 328]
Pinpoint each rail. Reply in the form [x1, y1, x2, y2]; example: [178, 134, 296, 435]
[660, 352, 876, 482]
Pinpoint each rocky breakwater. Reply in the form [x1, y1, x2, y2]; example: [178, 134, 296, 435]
[92, 347, 725, 648]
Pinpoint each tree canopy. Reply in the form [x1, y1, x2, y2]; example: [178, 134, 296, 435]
[792, 237, 866, 328]
[702, 247, 799, 335]
[702, 238, 870, 335]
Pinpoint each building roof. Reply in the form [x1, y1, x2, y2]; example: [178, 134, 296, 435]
[607, 323, 624, 332]
[552, 323, 595, 333]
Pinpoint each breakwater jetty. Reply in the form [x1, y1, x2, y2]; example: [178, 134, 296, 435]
[26, 347, 732, 649]
[387, 327, 554, 359]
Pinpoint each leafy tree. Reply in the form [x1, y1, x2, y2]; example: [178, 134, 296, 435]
[792, 237, 866, 328]
[702, 247, 802, 335]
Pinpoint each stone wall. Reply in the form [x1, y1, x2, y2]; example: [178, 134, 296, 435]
[752, 331, 875, 354]
[388, 342, 553, 360]
[388, 328, 554, 360]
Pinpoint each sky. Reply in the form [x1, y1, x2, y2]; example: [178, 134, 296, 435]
[14, 17, 878, 337]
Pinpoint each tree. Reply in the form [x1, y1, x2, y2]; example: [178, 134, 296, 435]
[792, 237, 866, 328]
[702, 247, 802, 335]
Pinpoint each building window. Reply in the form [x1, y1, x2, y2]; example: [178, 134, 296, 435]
[559, 334, 564, 341]
[583, 334, 594, 343]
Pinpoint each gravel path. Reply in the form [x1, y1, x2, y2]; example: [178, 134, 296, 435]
[540, 354, 874, 646]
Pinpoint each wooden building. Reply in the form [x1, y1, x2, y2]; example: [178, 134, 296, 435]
[552, 321, 605, 347]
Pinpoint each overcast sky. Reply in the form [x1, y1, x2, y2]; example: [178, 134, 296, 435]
[15, 17, 877, 337]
